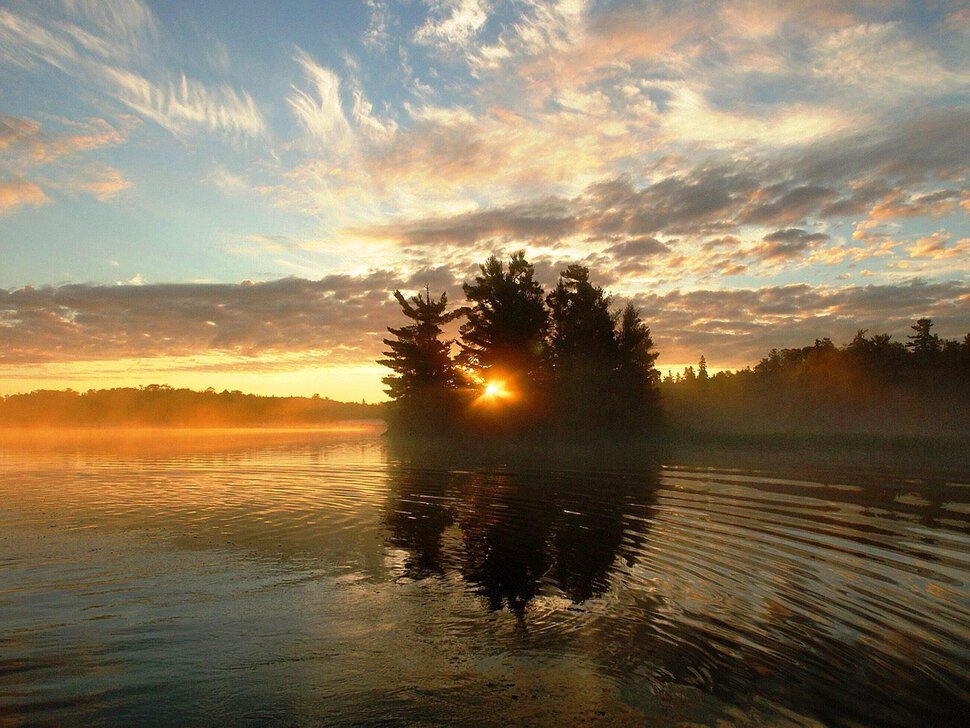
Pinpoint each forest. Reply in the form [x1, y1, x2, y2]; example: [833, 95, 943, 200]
[379, 252, 662, 438]
[662, 318, 970, 437]
[0, 385, 381, 427]
[382, 252, 970, 440]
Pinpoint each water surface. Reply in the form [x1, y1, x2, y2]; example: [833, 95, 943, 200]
[1, 428, 969, 726]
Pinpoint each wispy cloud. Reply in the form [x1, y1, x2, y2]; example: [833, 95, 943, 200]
[415, 0, 489, 50]
[0, 2, 264, 141]
[288, 49, 352, 145]
[0, 114, 135, 205]
[0, 179, 49, 213]
[104, 67, 266, 139]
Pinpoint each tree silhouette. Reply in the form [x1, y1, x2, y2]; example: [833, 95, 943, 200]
[907, 318, 941, 359]
[615, 304, 662, 431]
[547, 265, 618, 361]
[379, 288, 463, 433]
[458, 252, 549, 387]
[377, 253, 664, 440]
[660, 316, 970, 436]
[698, 355, 709, 381]
[546, 264, 620, 429]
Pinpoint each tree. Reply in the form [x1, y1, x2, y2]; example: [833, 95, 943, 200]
[907, 317, 941, 358]
[698, 355, 709, 381]
[379, 288, 463, 431]
[547, 265, 618, 364]
[615, 304, 662, 429]
[459, 252, 549, 384]
[546, 265, 620, 429]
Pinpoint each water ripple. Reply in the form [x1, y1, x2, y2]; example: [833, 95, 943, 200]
[1, 431, 968, 726]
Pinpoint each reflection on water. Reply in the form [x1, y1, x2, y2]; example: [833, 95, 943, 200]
[1, 428, 969, 726]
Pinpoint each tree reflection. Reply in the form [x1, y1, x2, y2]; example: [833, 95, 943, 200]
[458, 472, 555, 614]
[383, 462, 455, 581]
[383, 441, 660, 614]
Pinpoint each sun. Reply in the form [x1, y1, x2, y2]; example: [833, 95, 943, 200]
[478, 378, 513, 404]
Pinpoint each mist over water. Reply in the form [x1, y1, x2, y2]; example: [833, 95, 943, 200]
[1, 428, 968, 726]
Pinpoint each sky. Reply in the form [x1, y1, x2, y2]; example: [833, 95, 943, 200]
[1, 0, 968, 401]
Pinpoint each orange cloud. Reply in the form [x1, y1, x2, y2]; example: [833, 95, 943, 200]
[906, 232, 970, 260]
[0, 179, 48, 212]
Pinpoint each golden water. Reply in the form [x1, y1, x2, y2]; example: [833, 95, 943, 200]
[1, 428, 968, 726]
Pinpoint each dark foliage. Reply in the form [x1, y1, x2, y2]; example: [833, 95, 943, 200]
[0, 385, 381, 427]
[458, 252, 549, 384]
[379, 288, 467, 435]
[379, 252, 663, 440]
[662, 319, 970, 436]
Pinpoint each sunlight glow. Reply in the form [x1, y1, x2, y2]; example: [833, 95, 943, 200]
[477, 378, 514, 407]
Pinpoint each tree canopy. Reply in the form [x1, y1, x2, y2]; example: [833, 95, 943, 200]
[458, 252, 549, 382]
[379, 253, 663, 439]
[661, 320, 970, 436]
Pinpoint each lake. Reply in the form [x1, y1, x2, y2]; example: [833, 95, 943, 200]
[1, 427, 968, 726]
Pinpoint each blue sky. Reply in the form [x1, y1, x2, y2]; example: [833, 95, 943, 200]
[1, 0, 968, 398]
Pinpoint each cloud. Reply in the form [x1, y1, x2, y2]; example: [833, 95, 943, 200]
[0, 3, 263, 141]
[905, 232, 970, 260]
[288, 49, 352, 145]
[660, 87, 850, 148]
[58, 0, 158, 62]
[104, 67, 266, 139]
[344, 107, 970, 278]
[73, 166, 131, 201]
[605, 237, 670, 259]
[0, 273, 424, 364]
[363, 0, 392, 50]
[0, 7, 80, 70]
[0, 114, 136, 166]
[753, 228, 830, 261]
[868, 189, 964, 220]
[415, 0, 489, 49]
[0, 0, 156, 69]
[0, 115, 42, 150]
[204, 164, 248, 194]
[633, 278, 970, 368]
[0, 114, 135, 205]
[0, 179, 49, 212]
[814, 21, 970, 99]
[352, 196, 579, 247]
[2, 275, 967, 374]
[788, 107, 970, 186]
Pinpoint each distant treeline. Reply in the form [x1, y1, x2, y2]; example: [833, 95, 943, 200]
[0, 385, 383, 427]
[662, 319, 970, 436]
[380, 253, 661, 439]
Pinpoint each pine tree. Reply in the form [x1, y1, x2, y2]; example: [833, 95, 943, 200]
[546, 265, 619, 430]
[547, 265, 618, 364]
[907, 318, 941, 358]
[379, 288, 462, 419]
[616, 304, 662, 429]
[459, 252, 549, 383]
[698, 355, 709, 381]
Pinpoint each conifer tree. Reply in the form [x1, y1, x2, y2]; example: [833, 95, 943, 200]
[907, 318, 941, 358]
[379, 288, 462, 407]
[546, 265, 618, 363]
[546, 265, 620, 429]
[616, 303, 662, 428]
[459, 252, 549, 382]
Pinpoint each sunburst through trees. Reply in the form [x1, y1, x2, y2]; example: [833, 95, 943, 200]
[379, 253, 662, 438]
